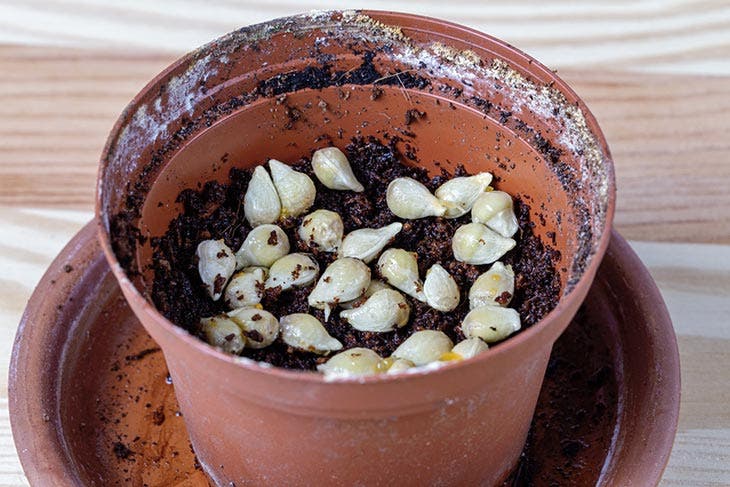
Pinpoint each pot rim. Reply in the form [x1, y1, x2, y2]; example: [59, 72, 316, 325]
[95, 9, 616, 385]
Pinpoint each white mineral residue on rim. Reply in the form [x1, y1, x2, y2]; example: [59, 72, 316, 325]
[398, 44, 607, 206]
[336, 11, 609, 214]
[102, 53, 219, 228]
[111, 54, 216, 174]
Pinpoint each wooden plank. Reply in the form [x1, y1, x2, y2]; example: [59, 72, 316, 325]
[0, 0, 728, 75]
[0, 47, 175, 208]
[0, 209, 92, 487]
[0, 2, 728, 484]
[562, 71, 730, 244]
[1, 47, 729, 243]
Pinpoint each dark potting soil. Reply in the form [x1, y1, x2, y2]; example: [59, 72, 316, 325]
[149, 136, 561, 370]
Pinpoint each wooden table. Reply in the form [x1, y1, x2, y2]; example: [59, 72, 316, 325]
[1, 2, 728, 485]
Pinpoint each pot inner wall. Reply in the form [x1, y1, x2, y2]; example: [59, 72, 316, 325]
[101, 11, 611, 306]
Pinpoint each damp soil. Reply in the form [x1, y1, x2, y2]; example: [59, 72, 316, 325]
[503, 305, 618, 486]
[149, 136, 560, 371]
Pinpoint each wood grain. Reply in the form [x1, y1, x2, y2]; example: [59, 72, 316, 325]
[0, 2, 728, 485]
[0, 209, 92, 487]
[1, 0, 729, 75]
[1, 47, 729, 243]
[0, 47, 174, 207]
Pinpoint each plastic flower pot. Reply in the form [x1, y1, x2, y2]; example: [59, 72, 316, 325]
[97, 10, 615, 486]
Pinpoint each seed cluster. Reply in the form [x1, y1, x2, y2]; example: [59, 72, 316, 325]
[194, 147, 523, 377]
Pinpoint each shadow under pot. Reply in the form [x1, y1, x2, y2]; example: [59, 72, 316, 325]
[97, 10, 615, 486]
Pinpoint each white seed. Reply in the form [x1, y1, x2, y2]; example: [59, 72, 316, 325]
[340, 289, 410, 332]
[386, 358, 415, 374]
[423, 264, 460, 312]
[486, 208, 519, 239]
[317, 348, 382, 377]
[364, 279, 391, 297]
[339, 222, 403, 263]
[452, 222, 516, 265]
[471, 190, 511, 223]
[435, 173, 493, 218]
[236, 224, 290, 268]
[340, 279, 391, 309]
[199, 315, 245, 354]
[386, 177, 447, 219]
[461, 306, 521, 343]
[196, 239, 236, 301]
[469, 261, 515, 309]
[377, 248, 426, 301]
[392, 330, 454, 366]
[311, 147, 365, 192]
[268, 159, 316, 218]
[224, 267, 267, 308]
[472, 191, 519, 237]
[308, 258, 371, 320]
[279, 313, 343, 354]
[265, 253, 319, 291]
[244, 166, 281, 227]
[298, 209, 344, 252]
[451, 337, 489, 359]
[227, 307, 280, 349]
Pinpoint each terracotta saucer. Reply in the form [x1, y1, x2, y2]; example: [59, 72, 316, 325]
[9, 222, 679, 486]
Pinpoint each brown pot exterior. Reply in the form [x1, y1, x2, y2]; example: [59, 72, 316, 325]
[97, 11, 615, 485]
[122, 283, 564, 485]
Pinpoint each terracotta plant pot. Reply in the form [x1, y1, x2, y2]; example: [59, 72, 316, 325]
[96, 11, 615, 485]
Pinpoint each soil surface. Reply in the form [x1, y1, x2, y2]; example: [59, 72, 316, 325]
[150, 136, 561, 370]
